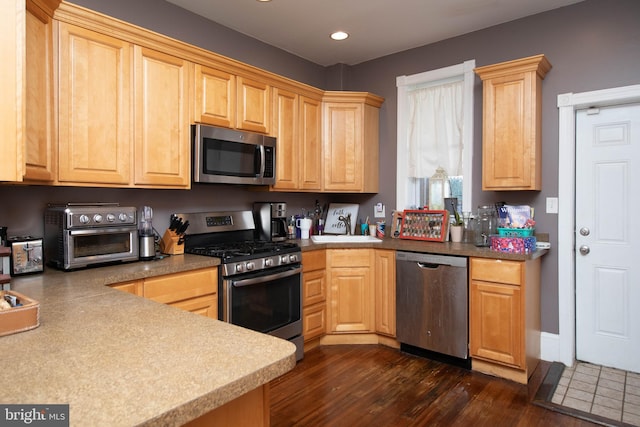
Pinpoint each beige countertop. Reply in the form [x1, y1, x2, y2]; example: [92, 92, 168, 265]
[1, 255, 296, 427]
[296, 235, 548, 261]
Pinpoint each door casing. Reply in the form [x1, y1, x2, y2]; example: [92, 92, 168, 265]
[556, 84, 640, 367]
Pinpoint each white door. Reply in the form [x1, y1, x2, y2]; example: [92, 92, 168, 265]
[575, 103, 640, 373]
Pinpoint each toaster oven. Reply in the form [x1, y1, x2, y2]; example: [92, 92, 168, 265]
[44, 203, 139, 271]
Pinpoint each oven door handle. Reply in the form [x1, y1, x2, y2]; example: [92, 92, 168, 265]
[231, 265, 301, 287]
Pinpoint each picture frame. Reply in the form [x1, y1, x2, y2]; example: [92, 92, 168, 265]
[324, 203, 359, 235]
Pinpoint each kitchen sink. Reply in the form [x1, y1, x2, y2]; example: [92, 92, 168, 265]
[310, 235, 382, 243]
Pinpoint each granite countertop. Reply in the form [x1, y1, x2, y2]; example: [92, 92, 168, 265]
[1, 255, 296, 427]
[296, 236, 548, 261]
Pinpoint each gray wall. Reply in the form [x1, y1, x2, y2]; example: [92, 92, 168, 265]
[1, 0, 639, 335]
[347, 0, 640, 333]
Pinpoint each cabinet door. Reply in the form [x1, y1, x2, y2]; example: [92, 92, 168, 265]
[143, 267, 217, 304]
[272, 88, 298, 190]
[134, 46, 191, 187]
[299, 96, 322, 190]
[481, 72, 535, 190]
[327, 249, 373, 333]
[374, 249, 396, 337]
[0, 0, 25, 182]
[323, 102, 363, 192]
[236, 76, 270, 134]
[194, 64, 235, 128]
[470, 280, 524, 368]
[58, 22, 132, 184]
[24, 0, 55, 182]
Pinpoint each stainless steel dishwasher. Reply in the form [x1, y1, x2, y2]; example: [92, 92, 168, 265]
[396, 251, 468, 360]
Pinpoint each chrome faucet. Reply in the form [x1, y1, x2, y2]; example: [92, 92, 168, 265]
[338, 214, 352, 235]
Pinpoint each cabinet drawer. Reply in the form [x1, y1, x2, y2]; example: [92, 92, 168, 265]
[470, 258, 522, 286]
[110, 280, 143, 296]
[302, 250, 325, 272]
[144, 267, 217, 304]
[328, 249, 371, 268]
[171, 294, 217, 319]
[303, 302, 326, 341]
[303, 269, 326, 307]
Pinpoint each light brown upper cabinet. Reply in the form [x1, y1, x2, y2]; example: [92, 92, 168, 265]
[474, 55, 551, 191]
[194, 64, 235, 128]
[24, 0, 57, 182]
[322, 92, 384, 193]
[133, 46, 191, 188]
[58, 23, 191, 188]
[236, 76, 271, 134]
[272, 89, 322, 191]
[57, 22, 132, 185]
[1, 0, 59, 182]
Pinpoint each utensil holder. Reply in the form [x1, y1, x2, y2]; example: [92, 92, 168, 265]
[159, 230, 184, 255]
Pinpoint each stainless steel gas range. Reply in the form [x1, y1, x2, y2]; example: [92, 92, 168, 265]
[177, 210, 303, 361]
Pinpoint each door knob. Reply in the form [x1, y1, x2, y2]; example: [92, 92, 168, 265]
[579, 227, 590, 236]
[579, 245, 590, 255]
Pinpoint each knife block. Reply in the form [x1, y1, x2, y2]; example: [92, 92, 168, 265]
[159, 229, 184, 255]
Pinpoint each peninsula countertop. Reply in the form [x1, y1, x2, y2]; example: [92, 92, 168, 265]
[1, 255, 296, 427]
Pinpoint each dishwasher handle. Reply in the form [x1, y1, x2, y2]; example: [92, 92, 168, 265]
[417, 262, 442, 269]
[396, 251, 467, 268]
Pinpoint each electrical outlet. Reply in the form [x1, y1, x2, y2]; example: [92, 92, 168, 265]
[374, 203, 386, 218]
[546, 197, 558, 214]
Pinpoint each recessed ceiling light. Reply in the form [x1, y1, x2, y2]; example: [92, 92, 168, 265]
[257, 0, 271, 2]
[331, 31, 349, 41]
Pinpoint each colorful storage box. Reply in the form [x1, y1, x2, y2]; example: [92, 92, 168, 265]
[490, 235, 537, 254]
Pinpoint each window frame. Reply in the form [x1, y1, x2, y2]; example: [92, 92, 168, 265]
[396, 60, 476, 212]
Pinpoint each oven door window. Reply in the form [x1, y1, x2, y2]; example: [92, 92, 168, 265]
[70, 230, 132, 258]
[229, 266, 301, 334]
[203, 138, 260, 177]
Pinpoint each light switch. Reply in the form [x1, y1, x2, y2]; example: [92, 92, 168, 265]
[374, 203, 386, 218]
[546, 197, 558, 214]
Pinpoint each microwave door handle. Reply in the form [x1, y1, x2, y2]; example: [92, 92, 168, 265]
[257, 145, 265, 177]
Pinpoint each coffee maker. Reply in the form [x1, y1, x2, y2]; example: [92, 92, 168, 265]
[253, 202, 288, 242]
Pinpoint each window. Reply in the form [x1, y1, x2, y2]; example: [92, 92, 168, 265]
[396, 60, 475, 214]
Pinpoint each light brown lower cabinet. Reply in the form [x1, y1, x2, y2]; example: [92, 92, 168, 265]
[302, 250, 326, 346]
[374, 249, 396, 337]
[305, 248, 397, 348]
[326, 249, 374, 333]
[183, 384, 269, 427]
[110, 267, 218, 319]
[469, 257, 540, 384]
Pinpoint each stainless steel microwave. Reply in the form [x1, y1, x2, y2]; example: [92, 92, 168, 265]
[192, 124, 276, 185]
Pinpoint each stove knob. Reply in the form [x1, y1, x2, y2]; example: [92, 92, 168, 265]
[93, 214, 103, 223]
[246, 262, 255, 271]
[280, 255, 289, 264]
[235, 264, 244, 273]
[118, 213, 128, 222]
[265, 258, 273, 267]
[79, 214, 90, 224]
[289, 254, 298, 263]
[106, 213, 116, 223]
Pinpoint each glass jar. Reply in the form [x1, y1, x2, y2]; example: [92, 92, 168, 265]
[475, 205, 497, 247]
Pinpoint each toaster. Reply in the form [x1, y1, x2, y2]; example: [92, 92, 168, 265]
[7, 236, 44, 276]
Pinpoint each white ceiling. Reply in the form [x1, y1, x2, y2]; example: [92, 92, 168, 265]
[165, 0, 584, 66]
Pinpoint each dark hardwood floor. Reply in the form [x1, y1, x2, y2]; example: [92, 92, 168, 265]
[270, 345, 598, 427]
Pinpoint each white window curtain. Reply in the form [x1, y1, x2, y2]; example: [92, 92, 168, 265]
[406, 80, 463, 179]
